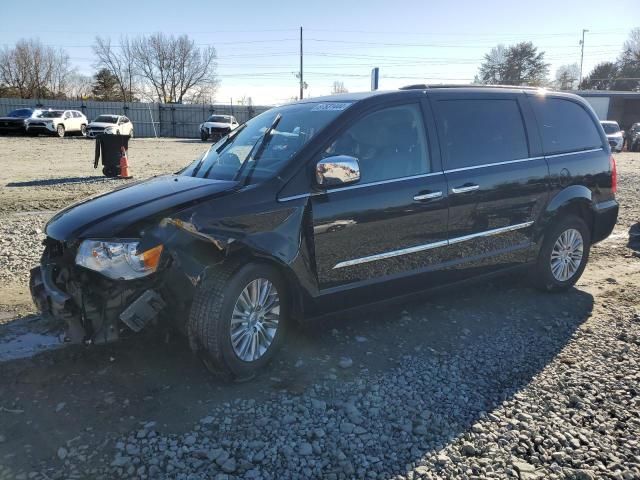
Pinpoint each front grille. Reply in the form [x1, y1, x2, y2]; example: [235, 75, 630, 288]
[29, 122, 47, 127]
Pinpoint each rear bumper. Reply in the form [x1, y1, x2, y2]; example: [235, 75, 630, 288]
[592, 199, 619, 244]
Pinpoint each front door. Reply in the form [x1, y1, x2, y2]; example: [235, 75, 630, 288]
[310, 102, 449, 294]
[432, 94, 549, 276]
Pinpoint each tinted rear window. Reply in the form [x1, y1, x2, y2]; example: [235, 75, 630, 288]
[531, 97, 602, 154]
[437, 99, 529, 170]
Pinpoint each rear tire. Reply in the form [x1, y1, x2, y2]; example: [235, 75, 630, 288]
[129, 130, 134, 139]
[531, 215, 591, 292]
[200, 130, 208, 141]
[188, 263, 288, 380]
[80, 124, 87, 137]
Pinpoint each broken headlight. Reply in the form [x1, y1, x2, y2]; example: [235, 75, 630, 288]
[75, 240, 163, 280]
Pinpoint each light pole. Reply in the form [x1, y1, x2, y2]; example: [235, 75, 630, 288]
[579, 29, 589, 87]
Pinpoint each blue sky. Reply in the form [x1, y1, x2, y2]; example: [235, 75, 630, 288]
[1, 0, 637, 104]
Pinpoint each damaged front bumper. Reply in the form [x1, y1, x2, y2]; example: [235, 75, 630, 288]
[30, 258, 167, 344]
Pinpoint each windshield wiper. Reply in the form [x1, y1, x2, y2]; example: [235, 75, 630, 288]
[233, 113, 282, 183]
[192, 125, 247, 177]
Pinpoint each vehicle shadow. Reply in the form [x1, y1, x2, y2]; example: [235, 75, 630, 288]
[6, 176, 116, 187]
[628, 223, 640, 251]
[0, 274, 594, 477]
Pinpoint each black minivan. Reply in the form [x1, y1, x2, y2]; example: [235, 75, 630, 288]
[31, 86, 618, 379]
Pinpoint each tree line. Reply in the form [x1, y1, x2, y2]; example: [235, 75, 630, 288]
[476, 28, 640, 91]
[0, 33, 218, 103]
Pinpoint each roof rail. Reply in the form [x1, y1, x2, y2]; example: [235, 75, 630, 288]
[399, 84, 541, 91]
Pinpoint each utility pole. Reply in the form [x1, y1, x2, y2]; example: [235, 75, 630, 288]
[299, 26, 304, 100]
[579, 29, 589, 87]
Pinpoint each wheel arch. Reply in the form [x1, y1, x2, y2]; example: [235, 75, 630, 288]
[538, 185, 595, 245]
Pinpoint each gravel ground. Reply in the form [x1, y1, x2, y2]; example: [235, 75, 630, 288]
[0, 137, 639, 480]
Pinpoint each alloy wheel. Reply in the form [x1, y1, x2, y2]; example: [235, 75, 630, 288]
[230, 278, 280, 362]
[550, 228, 584, 282]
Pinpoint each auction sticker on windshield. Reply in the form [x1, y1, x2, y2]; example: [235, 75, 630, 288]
[310, 103, 351, 112]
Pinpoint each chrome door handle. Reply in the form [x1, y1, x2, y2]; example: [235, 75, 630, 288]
[413, 191, 442, 201]
[451, 184, 479, 194]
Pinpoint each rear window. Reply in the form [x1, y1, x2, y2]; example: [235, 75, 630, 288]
[531, 97, 602, 154]
[436, 99, 529, 170]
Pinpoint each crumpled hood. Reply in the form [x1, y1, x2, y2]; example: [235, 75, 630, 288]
[45, 175, 238, 241]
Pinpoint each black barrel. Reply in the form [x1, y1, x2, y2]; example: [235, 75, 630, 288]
[94, 134, 129, 177]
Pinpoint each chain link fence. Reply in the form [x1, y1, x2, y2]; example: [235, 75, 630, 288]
[0, 98, 272, 138]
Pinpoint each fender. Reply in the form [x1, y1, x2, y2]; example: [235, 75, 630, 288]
[534, 185, 594, 245]
[150, 200, 316, 324]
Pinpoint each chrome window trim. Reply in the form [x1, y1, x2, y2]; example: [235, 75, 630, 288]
[327, 171, 444, 194]
[443, 156, 543, 174]
[279, 148, 604, 202]
[545, 147, 604, 159]
[333, 221, 534, 269]
[278, 172, 444, 202]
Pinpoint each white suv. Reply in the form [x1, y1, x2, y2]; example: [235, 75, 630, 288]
[199, 115, 239, 141]
[26, 110, 88, 137]
[86, 114, 134, 138]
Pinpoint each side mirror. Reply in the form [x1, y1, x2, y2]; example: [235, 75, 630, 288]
[316, 155, 360, 187]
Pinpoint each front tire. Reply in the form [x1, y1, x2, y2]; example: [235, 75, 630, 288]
[188, 263, 288, 380]
[531, 215, 591, 292]
[56, 124, 65, 137]
[200, 130, 208, 141]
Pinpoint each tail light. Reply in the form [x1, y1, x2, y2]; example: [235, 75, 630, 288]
[610, 154, 617, 194]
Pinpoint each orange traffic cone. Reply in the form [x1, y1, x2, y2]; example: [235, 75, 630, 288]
[119, 146, 132, 179]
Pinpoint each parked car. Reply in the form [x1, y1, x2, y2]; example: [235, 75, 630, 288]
[30, 86, 618, 380]
[0, 108, 44, 135]
[86, 114, 134, 138]
[627, 122, 640, 152]
[26, 109, 88, 137]
[600, 120, 623, 152]
[199, 114, 239, 141]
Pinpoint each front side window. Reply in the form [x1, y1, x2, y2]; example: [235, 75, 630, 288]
[531, 97, 603, 154]
[322, 104, 430, 184]
[437, 99, 529, 170]
[183, 102, 352, 184]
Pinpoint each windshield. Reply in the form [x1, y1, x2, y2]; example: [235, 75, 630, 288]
[94, 115, 118, 123]
[207, 115, 231, 123]
[40, 111, 64, 118]
[6, 109, 33, 118]
[182, 102, 352, 184]
[601, 122, 620, 134]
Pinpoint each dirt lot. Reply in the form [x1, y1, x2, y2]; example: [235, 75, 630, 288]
[0, 136, 639, 480]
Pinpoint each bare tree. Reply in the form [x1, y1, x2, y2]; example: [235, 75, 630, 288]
[65, 72, 94, 99]
[477, 45, 507, 84]
[0, 39, 71, 98]
[131, 33, 218, 103]
[554, 63, 580, 90]
[93, 36, 137, 101]
[331, 81, 348, 94]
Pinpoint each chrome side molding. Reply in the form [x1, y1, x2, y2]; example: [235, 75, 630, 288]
[333, 221, 534, 269]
